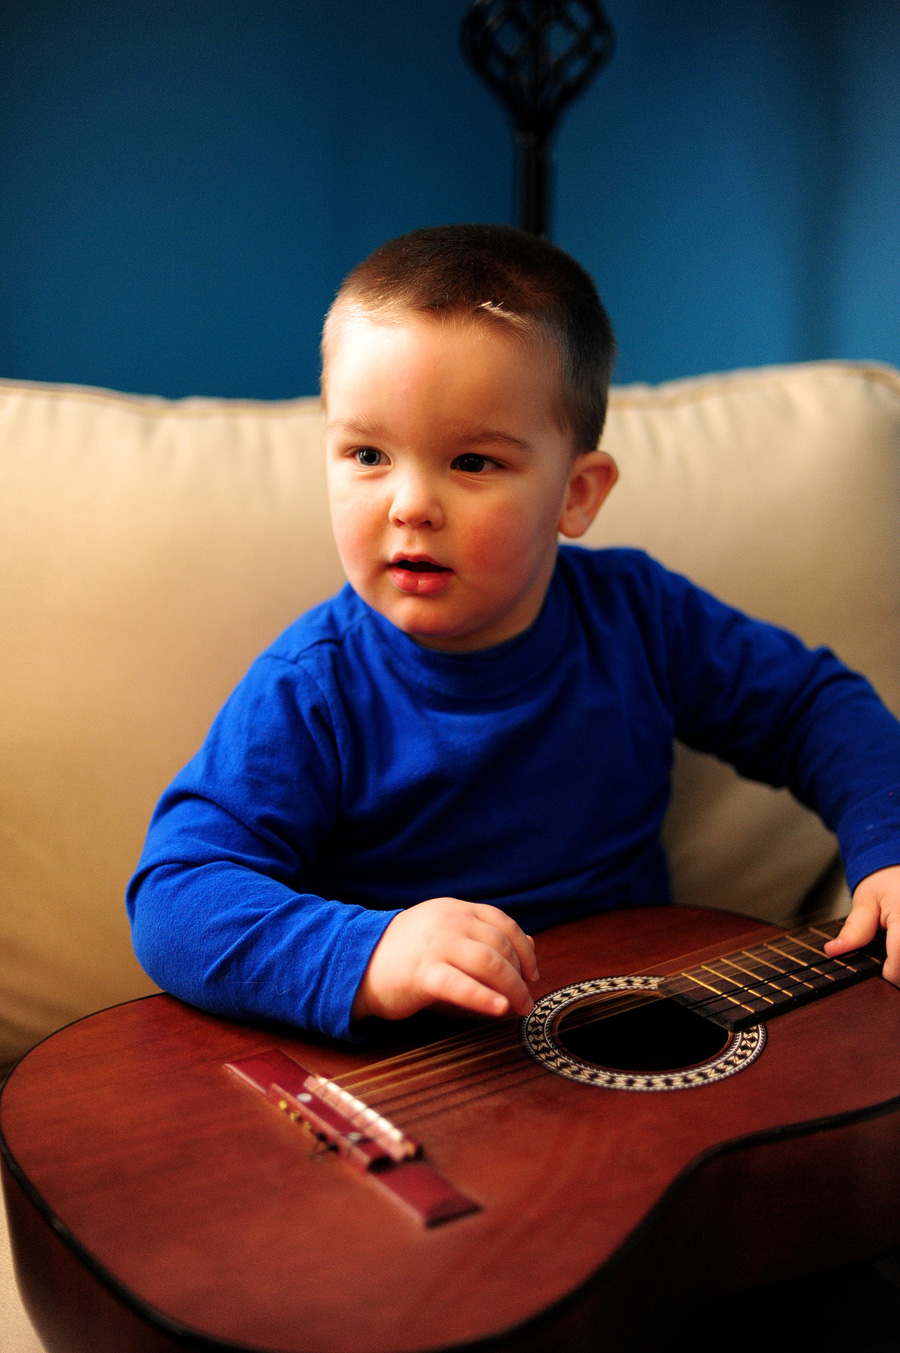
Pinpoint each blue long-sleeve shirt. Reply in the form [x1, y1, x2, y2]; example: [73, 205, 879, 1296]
[127, 546, 900, 1039]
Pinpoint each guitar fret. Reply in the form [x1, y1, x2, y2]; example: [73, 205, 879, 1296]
[701, 965, 780, 1010]
[683, 970, 754, 1007]
[664, 969, 758, 1019]
[782, 934, 836, 964]
[717, 953, 789, 1000]
[732, 954, 797, 984]
[805, 928, 882, 975]
[751, 947, 804, 973]
[742, 948, 810, 981]
[660, 920, 886, 1030]
[764, 941, 830, 988]
[749, 952, 816, 987]
[698, 962, 762, 995]
[807, 970, 841, 989]
[737, 937, 855, 986]
[738, 951, 842, 993]
[803, 928, 878, 975]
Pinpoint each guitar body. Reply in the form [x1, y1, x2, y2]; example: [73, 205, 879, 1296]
[3, 905, 900, 1353]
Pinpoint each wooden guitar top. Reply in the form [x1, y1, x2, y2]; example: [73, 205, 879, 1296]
[3, 905, 900, 1353]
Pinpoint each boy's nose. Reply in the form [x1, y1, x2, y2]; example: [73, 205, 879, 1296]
[388, 473, 444, 530]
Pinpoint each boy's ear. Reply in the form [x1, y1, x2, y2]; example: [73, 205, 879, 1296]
[558, 450, 618, 539]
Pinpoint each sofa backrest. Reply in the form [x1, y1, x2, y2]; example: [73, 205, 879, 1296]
[588, 362, 900, 935]
[2, 361, 899, 1066]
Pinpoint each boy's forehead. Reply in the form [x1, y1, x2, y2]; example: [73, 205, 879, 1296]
[323, 308, 563, 409]
[324, 332, 576, 465]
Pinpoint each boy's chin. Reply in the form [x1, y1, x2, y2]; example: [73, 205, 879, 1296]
[394, 615, 484, 653]
[369, 591, 519, 653]
[404, 623, 507, 654]
[389, 602, 531, 653]
[375, 598, 471, 650]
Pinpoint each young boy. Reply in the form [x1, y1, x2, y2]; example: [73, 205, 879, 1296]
[127, 224, 900, 1040]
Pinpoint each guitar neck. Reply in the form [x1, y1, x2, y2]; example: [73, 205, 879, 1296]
[660, 918, 886, 1030]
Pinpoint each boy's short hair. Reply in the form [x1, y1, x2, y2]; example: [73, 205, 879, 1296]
[322, 224, 616, 450]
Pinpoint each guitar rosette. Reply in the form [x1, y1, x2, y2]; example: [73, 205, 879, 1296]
[521, 975, 766, 1091]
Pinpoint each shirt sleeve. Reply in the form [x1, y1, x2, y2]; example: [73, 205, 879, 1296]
[656, 563, 900, 893]
[126, 655, 399, 1040]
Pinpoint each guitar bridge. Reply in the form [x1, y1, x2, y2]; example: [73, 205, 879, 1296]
[226, 1048, 479, 1226]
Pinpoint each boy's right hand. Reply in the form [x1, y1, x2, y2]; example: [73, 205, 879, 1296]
[350, 898, 539, 1024]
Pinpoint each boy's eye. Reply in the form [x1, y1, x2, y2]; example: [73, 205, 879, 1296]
[454, 453, 491, 474]
[355, 447, 384, 466]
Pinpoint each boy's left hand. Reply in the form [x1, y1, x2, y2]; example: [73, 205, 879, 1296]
[824, 864, 900, 985]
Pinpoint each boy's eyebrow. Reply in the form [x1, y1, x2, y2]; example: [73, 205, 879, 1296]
[326, 418, 533, 452]
[457, 428, 533, 452]
[326, 416, 388, 438]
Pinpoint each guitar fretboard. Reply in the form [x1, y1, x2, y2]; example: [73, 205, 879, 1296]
[660, 919, 885, 1030]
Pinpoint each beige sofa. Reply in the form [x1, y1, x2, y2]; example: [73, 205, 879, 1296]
[2, 361, 900, 1350]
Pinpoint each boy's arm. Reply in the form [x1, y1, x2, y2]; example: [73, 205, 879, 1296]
[825, 865, 900, 984]
[654, 562, 900, 966]
[127, 657, 400, 1040]
[128, 804, 400, 1041]
[128, 655, 538, 1037]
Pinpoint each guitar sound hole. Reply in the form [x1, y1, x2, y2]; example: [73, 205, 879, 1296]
[554, 992, 730, 1073]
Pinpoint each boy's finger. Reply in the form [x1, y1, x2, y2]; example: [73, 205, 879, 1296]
[465, 916, 538, 981]
[453, 937, 535, 1014]
[823, 897, 880, 956]
[420, 960, 532, 1018]
[881, 916, 900, 987]
[471, 904, 540, 981]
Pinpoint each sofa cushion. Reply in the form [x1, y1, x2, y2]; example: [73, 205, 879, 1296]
[0, 383, 343, 1067]
[1, 361, 898, 1066]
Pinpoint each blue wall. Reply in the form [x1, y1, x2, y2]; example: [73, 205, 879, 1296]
[0, 1, 508, 398]
[558, 0, 900, 383]
[1, 0, 898, 396]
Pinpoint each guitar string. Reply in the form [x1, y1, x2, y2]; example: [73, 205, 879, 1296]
[654, 943, 873, 1024]
[362, 1049, 548, 1124]
[338, 922, 855, 1104]
[344, 1022, 518, 1083]
[556, 943, 868, 1029]
[345, 977, 760, 1107]
[339, 986, 679, 1099]
[387, 1063, 550, 1130]
[337, 923, 848, 1098]
[367, 946, 857, 1123]
[341, 1025, 524, 1101]
[342, 986, 691, 1100]
[343, 964, 850, 1108]
[345, 1019, 516, 1076]
[335, 1060, 550, 1135]
[340, 968, 777, 1103]
[339, 938, 740, 1095]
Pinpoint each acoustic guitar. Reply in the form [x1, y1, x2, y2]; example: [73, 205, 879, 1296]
[3, 904, 900, 1353]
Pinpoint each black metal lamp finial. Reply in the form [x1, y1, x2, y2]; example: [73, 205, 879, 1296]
[460, 0, 615, 237]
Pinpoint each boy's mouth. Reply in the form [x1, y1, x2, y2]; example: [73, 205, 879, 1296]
[388, 556, 452, 595]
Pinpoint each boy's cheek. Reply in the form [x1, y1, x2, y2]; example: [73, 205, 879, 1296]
[328, 488, 374, 553]
[331, 527, 370, 583]
[463, 509, 551, 576]
[331, 522, 390, 606]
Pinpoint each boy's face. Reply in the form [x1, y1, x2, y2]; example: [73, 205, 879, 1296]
[324, 313, 617, 652]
